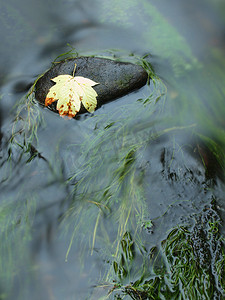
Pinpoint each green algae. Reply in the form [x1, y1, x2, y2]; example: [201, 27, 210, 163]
[106, 202, 225, 299]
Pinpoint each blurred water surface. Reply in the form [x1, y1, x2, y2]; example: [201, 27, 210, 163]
[0, 0, 225, 299]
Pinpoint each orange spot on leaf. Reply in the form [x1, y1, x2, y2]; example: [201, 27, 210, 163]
[45, 97, 55, 106]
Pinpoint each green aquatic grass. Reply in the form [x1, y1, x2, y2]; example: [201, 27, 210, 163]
[60, 58, 167, 270]
[107, 202, 225, 300]
[7, 49, 224, 297]
[0, 88, 44, 186]
[0, 50, 164, 277]
[0, 194, 37, 299]
[2, 37, 225, 300]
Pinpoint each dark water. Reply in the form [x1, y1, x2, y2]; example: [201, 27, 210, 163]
[0, 0, 225, 299]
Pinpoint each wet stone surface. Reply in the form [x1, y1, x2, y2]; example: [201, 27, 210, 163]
[35, 56, 148, 115]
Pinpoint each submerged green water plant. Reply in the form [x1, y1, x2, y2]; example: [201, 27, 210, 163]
[0, 88, 44, 187]
[0, 193, 37, 299]
[3, 43, 224, 300]
[61, 57, 167, 262]
[107, 201, 225, 300]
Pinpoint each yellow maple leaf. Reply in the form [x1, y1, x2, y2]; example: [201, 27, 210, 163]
[45, 74, 99, 118]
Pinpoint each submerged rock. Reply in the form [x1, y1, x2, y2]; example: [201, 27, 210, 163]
[35, 57, 148, 115]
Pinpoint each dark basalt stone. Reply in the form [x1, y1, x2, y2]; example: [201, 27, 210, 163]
[35, 56, 148, 115]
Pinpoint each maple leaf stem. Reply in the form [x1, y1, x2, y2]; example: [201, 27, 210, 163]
[72, 63, 77, 77]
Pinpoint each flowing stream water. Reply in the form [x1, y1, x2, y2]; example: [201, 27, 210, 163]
[0, 0, 225, 299]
